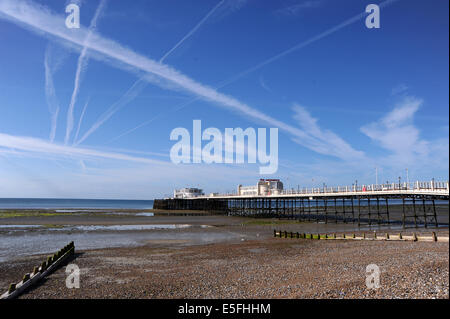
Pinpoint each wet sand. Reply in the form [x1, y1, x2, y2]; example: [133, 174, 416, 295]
[0, 210, 448, 299]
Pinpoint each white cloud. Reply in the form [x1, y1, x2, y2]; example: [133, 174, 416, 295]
[292, 104, 365, 161]
[391, 83, 409, 96]
[360, 96, 449, 170]
[361, 97, 423, 154]
[276, 1, 322, 16]
[44, 44, 63, 142]
[0, 132, 167, 165]
[259, 75, 272, 93]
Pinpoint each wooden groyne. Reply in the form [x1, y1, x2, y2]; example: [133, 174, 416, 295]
[0, 242, 75, 299]
[273, 230, 449, 242]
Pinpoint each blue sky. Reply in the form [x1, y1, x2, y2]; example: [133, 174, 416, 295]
[0, 0, 448, 199]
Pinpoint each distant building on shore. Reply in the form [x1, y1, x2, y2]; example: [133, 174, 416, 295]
[173, 188, 204, 199]
[237, 179, 284, 196]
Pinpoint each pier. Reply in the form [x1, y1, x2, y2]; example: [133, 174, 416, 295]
[154, 180, 449, 228]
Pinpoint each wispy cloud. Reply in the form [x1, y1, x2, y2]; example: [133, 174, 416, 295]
[64, 0, 107, 145]
[0, 133, 262, 199]
[0, 0, 368, 161]
[44, 44, 65, 142]
[75, 78, 148, 145]
[259, 75, 272, 93]
[79, 159, 86, 171]
[107, 112, 160, 144]
[360, 96, 449, 170]
[361, 97, 423, 154]
[292, 104, 365, 160]
[391, 83, 409, 96]
[73, 97, 90, 144]
[275, 0, 322, 16]
[159, 0, 225, 63]
[0, 132, 166, 165]
[65, 0, 83, 6]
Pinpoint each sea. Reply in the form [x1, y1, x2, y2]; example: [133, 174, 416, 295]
[0, 198, 448, 210]
[0, 198, 154, 209]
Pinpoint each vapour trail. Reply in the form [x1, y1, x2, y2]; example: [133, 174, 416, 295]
[110, 0, 399, 141]
[101, 0, 226, 144]
[64, 0, 107, 145]
[159, 0, 225, 63]
[75, 79, 147, 145]
[44, 46, 61, 143]
[0, 0, 369, 160]
[73, 97, 90, 145]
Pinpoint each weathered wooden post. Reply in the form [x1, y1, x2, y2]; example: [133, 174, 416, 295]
[22, 273, 30, 282]
[8, 284, 16, 294]
[432, 232, 437, 242]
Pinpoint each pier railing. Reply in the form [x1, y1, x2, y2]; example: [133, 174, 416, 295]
[204, 180, 449, 198]
[281, 180, 449, 195]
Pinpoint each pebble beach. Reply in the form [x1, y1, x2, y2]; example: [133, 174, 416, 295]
[0, 209, 448, 299]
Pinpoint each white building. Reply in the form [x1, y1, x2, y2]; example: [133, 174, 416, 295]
[173, 188, 204, 199]
[237, 179, 283, 196]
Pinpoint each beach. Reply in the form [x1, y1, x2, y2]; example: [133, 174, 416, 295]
[0, 209, 448, 299]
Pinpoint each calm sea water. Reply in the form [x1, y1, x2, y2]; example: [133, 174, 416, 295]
[0, 198, 447, 210]
[0, 198, 154, 209]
